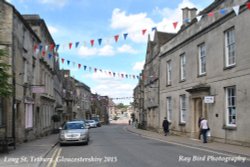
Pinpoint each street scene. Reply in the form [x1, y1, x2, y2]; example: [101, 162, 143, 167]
[1, 0, 250, 166]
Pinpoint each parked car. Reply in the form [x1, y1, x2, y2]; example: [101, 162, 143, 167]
[92, 117, 101, 127]
[86, 120, 97, 128]
[59, 120, 89, 146]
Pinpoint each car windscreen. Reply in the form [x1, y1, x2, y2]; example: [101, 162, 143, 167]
[63, 122, 85, 130]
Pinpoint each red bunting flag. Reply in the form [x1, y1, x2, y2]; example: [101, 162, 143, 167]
[49, 44, 55, 51]
[78, 64, 81, 69]
[34, 44, 38, 51]
[69, 43, 73, 49]
[173, 22, 178, 29]
[42, 50, 45, 57]
[207, 11, 214, 17]
[61, 58, 65, 64]
[247, 2, 250, 9]
[114, 35, 119, 42]
[121, 74, 124, 78]
[142, 29, 147, 35]
[90, 40, 95, 47]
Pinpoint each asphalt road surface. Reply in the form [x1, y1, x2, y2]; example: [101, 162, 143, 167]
[40, 124, 250, 167]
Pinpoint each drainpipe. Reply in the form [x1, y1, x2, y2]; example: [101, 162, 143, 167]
[11, 15, 16, 148]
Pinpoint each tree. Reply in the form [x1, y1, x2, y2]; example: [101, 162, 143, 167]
[0, 49, 12, 97]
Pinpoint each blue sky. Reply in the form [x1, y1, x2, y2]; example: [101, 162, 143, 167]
[7, 0, 213, 104]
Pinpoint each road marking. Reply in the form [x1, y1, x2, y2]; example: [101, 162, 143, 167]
[52, 148, 62, 167]
[46, 148, 60, 167]
[125, 127, 250, 160]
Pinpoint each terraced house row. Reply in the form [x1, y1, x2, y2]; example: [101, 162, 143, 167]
[0, 0, 109, 147]
[134, 0, 250, 146]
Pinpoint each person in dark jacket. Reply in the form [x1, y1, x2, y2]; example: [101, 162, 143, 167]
[162, 117, 169, 136]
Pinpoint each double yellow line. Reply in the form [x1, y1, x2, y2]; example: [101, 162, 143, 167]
[46, 147, 62, 167]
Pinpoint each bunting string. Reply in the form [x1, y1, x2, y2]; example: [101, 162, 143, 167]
[33, 3, 249, 52]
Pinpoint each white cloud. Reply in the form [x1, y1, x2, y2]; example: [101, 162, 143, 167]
[111, 8, 155, 43]
[48, 25, 58, 35]
[117, 44, 137, 54]
[133, 61, 144, 71]
[40, 0, 68, 7]
[78, 46, 98, 57]
[99, 45, 115, 56]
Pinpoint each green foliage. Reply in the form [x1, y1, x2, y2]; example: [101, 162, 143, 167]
[0, 49, 12, 97]
[116, 103, 128, 109]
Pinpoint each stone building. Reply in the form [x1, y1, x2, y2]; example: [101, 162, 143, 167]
[74, 79, 92, 120]
[0, 0, 41, 142]
[23, 14, 57, 137]
[159, 0, 250, 146]
[142, 31, 175, 131]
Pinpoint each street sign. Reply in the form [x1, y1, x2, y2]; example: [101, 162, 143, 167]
[204, 96, 214, 103]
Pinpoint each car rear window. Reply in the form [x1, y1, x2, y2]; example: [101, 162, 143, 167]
[63, 122, 84, 130]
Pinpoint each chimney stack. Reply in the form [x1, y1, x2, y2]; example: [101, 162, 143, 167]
[182, 7, 197, 26]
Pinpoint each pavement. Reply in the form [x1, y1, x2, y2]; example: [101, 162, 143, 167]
[0, 134, 59, 167]
[125, 125, 250, 158]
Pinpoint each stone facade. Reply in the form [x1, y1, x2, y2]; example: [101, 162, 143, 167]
[159, 0, 250, 146]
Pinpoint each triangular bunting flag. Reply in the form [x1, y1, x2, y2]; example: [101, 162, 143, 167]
[67, 60, 70, 65]
[196, 15, 202, 22]
[34, 44, 38, 51]
[208, 11, 214, 17]
[49, 44, 55, 51]
[90, 40, 95, 47]
[45, 45, 48, 51]
[183, 18, 190, 23]
[72, 62, 76, 67]
[69, 43, 73, 49]
[113, 72, 116, 77]
[89, 67, 92, 72]
[55, 56, 59, 62]
[42, 50, 45, 57]
[123, 33, 128, 40]
[233, 5, 240, 15]
[152, 27, 157, 31]
[84, 65, 87, 71]
[247, 2, 250, 10]
[94, 68, 97, 73]
[98, 38, 102, 46]
[39, 44, 43, 52]
[75, 42, 80, 48]
[78, 64, 81, 69]
[48, 53, 52, 59]
[219, 9, 227, 15]
[173, 22, 178, 29]
[114, 35, 119, 42]
[61, 58, 65, 64]
[55, 44, 60, 51]
[142, 29, 147, 35]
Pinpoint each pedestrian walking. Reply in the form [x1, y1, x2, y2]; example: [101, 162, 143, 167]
[200, 117, 209, 143]
[128, 119, 131, 125]
[162, 117, 169, 136]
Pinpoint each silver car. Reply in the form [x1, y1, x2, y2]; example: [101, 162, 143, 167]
[59, 121, 89, 146]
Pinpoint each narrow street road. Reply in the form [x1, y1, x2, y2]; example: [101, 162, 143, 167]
[40, 124, 249, 167]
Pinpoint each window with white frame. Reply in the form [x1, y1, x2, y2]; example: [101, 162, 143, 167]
[166, 97, 172, 122]
[225, 28, 236, 67]
[198, 43, 206, 75]
[225, 86, 236, 126]
[180, 94, 186, 123]
[25, 104, 33, 128]
[180, 53, 186, 80]
[167, 60, 172, 85]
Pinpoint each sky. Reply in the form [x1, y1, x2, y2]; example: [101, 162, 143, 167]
[6, 0, 214, 105]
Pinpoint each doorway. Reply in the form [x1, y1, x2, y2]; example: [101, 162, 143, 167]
[193, 98, 202, 138]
